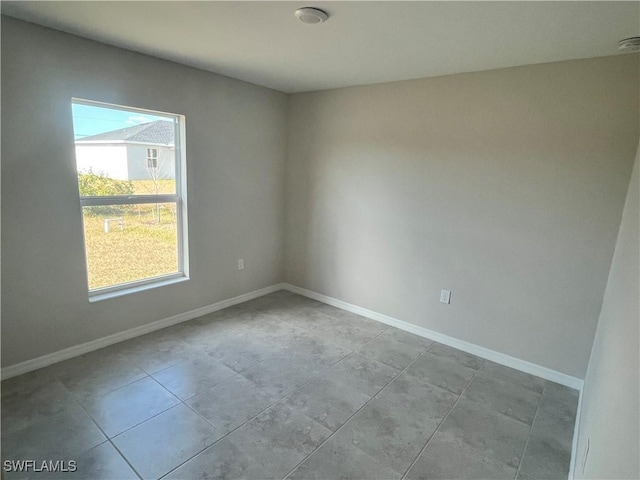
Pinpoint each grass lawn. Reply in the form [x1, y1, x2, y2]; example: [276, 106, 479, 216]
[131, 179, 175, 195]
[82, 179, 179, 290]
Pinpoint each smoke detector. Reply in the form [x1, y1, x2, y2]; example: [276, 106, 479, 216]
[295, 7, 329, 24]
[618, 37, 640, 53]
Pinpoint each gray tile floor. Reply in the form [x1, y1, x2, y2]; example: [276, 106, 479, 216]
[1, 291, 579, 479]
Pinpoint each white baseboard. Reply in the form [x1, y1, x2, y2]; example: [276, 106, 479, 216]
[282, 283, 584, 391]
[1, 283, 286, 380]
[3, 280, 585, 477]
[3, 280, 585, 393]
[285, 283, 585, 479]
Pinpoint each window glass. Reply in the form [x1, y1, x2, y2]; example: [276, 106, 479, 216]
[72, 99, 187, 296]
[73, 102, 176, 194]
[81, 203, 179, 290]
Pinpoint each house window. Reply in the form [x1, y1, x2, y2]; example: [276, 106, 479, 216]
[147, 148, 158, 168]
[71, 99, 189, 300]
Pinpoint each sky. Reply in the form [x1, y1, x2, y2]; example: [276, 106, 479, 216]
[71, 102, 170, 139]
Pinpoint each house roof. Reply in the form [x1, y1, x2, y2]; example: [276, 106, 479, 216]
[76, 120, 174, 145]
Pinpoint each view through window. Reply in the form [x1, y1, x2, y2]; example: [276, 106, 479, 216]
[72, 99, 187, 295]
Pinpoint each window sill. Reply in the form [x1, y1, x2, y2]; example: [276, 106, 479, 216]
[88, 275, 189, 303]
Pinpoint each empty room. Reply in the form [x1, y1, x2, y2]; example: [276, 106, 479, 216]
[1, 2, 638, 479]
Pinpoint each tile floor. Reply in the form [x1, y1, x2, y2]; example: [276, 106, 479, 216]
[1, 291, 579, 479]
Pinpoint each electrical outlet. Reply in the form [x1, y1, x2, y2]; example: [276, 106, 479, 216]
[440, 289, 451, 304]
[238, 259, 245, 270]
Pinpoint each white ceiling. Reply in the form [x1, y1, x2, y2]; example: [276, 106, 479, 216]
[2, 1, 638, 93]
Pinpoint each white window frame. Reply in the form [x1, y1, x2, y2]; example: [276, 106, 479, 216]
[146, 148, 158, 168]
[72, 98, 189, 302]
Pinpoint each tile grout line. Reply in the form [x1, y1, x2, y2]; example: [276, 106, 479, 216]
[514, 380, 547, 479]
[4, 295, 564, 480]
[399, 358, 487, 480]
[158, 307, 393, 479]
[100, 302, 323, 479]
[150, 344, 295, 479]
[22, 379, 145, 480]
[107, 438, 145, 480]
[282, 347, 434, 480]
[0, 299, 267, 475]
[4, 296, 401, 480]
[39, 371, 146, 480]
[107, 375, 184, 437]
[74, 362, 230, 442]
[69, 360, 233, 480]
[73, 397, 145, 480]
[7, 359, 158, 480]
[150, 301, 343, 433]
[3, 296, 388, 480]
[80, 374, 185, 479]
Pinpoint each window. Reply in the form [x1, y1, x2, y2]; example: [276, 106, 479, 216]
[72, 99, 188, 300]
[146, 148, 158, 168]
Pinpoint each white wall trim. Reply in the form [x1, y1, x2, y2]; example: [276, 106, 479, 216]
[2, 280, 586, 474]
[282, 283, 584, 390]
[3, 280, 585, 392]
[1, 283, 286, 380]
[568, 388, 584, 479]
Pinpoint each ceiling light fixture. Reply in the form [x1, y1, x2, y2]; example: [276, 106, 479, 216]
[618, 37, 640, 52]
[295, 7, 329, 25]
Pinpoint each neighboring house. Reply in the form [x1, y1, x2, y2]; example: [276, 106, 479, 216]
[75, 120, 175, 180]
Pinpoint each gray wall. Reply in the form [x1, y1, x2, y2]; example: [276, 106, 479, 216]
[285, 55, 639, 378]
[1, 17, 287, 366]
[2, 15, 639, 386]
[575, 145, 639, 479]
